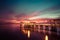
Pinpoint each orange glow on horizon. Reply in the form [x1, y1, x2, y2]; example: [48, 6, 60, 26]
[5, 18, 51, 23]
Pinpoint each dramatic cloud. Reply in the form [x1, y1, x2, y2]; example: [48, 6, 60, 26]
[0, 0, 60, 23]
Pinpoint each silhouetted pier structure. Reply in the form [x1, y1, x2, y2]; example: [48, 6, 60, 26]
[20, 19, 60, 35]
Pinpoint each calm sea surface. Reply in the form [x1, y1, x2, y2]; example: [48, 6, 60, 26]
[0, 23, 60, 40]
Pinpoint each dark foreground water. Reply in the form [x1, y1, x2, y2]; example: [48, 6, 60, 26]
[0, 23, 60, 40]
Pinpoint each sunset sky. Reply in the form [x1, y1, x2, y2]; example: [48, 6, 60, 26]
[0, 0, 60, 23]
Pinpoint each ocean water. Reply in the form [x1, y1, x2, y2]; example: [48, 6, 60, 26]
[0, 23, 60, 40]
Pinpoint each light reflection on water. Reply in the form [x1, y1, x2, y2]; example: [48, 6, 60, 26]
[22, 30, 31, 38]
[22, 29, 49, 40]
[28, 30, 30, 38]
[45, 35, 48, 40]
